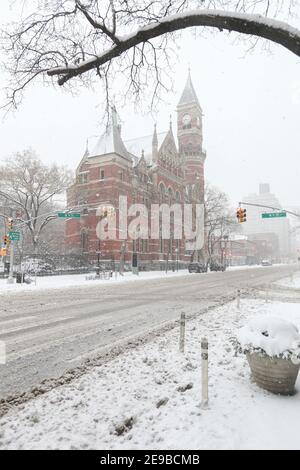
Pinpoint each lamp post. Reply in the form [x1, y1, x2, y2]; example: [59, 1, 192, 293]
[175, 247, 179, 272]
[120, 240, 127, 275]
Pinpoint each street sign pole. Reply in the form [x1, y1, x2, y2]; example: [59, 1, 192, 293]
[7, 241, 14, 284]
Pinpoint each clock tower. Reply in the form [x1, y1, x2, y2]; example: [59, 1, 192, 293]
[177, 71, 206, 201]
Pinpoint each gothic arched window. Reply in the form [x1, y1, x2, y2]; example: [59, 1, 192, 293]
[81, 230, 89, 254]
[159, 182, 166, 202]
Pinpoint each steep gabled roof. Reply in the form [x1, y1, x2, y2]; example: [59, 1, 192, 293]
[158, 126, 178, 156]
[90, 107, 131, 160]
[125, 131, 168, 164]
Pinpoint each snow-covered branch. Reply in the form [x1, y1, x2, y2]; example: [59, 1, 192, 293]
[46, 9, 300, 84]
[2, 1, 299, 109]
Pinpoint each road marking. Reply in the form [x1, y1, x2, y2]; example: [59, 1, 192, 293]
[0, 315, 75, 336]
[0, 315, 36, 326]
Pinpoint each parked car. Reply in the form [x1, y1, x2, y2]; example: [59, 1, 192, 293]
[210, 262, 226, 272]
[188, 262, 207, 273]
[261, 259, 273, 266]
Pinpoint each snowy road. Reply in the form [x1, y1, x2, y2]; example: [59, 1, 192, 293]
[0, 265, 298, 405]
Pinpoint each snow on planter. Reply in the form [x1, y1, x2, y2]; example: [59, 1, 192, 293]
[237, 316, 300, 361]
[236, 316, 300, 395]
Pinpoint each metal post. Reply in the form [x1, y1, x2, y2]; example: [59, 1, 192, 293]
[179, 313, 186, 353]
[97, 239, 101, 276]
[237, 289, 241, 309]
[119, 241, 126, 275]
[7, 241, 14, 284]
[201, 337, 208, 408]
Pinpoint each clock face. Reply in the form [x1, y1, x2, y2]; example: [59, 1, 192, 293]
[182, 114, 191, 126]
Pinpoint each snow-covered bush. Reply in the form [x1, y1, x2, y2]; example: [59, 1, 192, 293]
[235, 316, 300, 364]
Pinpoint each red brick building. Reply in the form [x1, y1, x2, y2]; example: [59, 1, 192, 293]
[66, 72, 206, 270]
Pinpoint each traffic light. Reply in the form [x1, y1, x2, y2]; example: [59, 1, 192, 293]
[240, 208, 247, 223]
[107, 207, 115, 217]
[0, 248, 7, 257]
[236, 207, 247, 223]
[7, 218, 13, 230]
[3, 235, 10, 246]
[101, 206, 115, 218]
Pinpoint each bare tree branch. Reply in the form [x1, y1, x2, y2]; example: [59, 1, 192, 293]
[1, 1, 299, 109]
[0, 149, 73, 252]
[47, 10, 300, 86]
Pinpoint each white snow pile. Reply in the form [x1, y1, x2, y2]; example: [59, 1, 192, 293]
[237, 316, 300, 360]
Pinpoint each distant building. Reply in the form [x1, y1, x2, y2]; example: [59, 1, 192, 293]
[213, 234, 279, 266]
[65, 72, 206, 269]
[241, 184, 291, 258]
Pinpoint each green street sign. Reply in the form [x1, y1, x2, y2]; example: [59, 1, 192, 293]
[58, 212, 81, 218]
[262, 212, 287, 219]
[9, 231, 21, 241]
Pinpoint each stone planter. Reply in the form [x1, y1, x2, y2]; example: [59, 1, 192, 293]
[246, 352, 300, 395]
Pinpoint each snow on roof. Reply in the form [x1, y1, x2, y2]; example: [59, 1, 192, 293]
[90, 108, 131, 160]
[125, 131, 168, 164]
[237, 316, 300, 358]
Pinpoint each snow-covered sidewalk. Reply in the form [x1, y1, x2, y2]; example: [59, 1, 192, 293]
[0, 270, 191, 294]
[0, 263, 293, 295]
[0, 294, 300, 450]
[275, 273, 300, 289]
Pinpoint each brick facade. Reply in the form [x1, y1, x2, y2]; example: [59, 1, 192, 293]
[66, 73, 206, 270]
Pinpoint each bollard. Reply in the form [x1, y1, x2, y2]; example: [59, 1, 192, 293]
[0, 340, 6, 365]
[179, 313, 186, 353]
[236, 289, 241, 309]
[201, 337, 208, 408]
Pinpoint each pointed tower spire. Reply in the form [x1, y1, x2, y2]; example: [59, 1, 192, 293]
[177, 70, 206, 203]
[152, 123, 158, 146]
[178, 70, 200, 108]
[82, 139, 89, 160]
[152, 123, 158, 162]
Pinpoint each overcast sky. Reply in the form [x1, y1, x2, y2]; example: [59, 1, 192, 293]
[0, 2, 300, 210]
